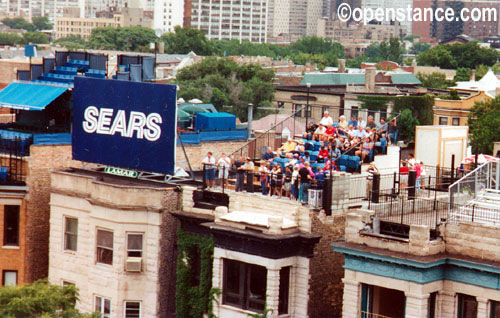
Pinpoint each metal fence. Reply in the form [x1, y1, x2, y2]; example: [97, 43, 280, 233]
[449, 161, 499, 205]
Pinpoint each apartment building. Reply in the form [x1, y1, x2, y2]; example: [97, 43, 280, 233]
[360, 0, 413, 34]
[48, 168, 180, 317]
[153, 0, 184, 34]
[55, 15, 121, 39]
[189, 0, 268, 43]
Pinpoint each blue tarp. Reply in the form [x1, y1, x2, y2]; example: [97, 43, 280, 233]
[0, 82, 67, 110]
[33, 133, 71, 145]
[179, 129, 247, 144]
[195, 112, 236, 131]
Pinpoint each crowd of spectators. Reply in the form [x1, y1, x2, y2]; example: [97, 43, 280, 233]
[201, 111, 398, 204]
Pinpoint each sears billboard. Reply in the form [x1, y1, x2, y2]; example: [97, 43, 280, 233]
[72, 77, 177, 175]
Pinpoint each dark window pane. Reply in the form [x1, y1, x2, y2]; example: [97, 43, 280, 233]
[64, 217, 78, 251]
[492, 301, 500, 318]
[125, 302, 141, 318]
[4, 205, 19, 246]
[97, 247, 113, 265]
[279, 267, 290, 315]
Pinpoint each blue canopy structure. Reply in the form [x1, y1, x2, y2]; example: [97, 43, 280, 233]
[0, 82, 68, 111]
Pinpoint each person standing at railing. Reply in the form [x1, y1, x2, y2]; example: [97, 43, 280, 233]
[201, 152, 216, 188]
[366, 162, 379, 200]
[242, 157, 255, 192]
[419, 161, 426, 191]
[262, 147, 275, 163]
[415, 161, 423, 194]
[284, 166, 292, 199]
[388, 119, 397, 145]
[217, 153, 231, 189]
[291, 165, 299, 200]
[259, 160, 269, 195]
[298, 162, 312, 204]
[234, 156, 245, 192]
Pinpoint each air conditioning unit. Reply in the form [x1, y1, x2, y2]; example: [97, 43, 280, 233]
[125, 257, 142, 272]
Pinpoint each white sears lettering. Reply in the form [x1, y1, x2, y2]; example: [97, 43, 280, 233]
[83, 106, 99, 133]
[82, 106, 163, 141]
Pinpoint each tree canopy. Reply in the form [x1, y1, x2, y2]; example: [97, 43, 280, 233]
[0, 31, 48, 45]
[88, 26, 156, 51]
[417, 42, 499, 69]
[468, 96, 500, 154]
[365, 38, 405, 64]
[2, 17, 52, 31]
[176, 57, 274, 121]
[161, 26, 214, 55]
[416, 72, 455, 89]
[0, 280, 99, 317]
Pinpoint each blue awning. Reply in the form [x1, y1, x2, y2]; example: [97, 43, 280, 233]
[0, 82, 68, 111]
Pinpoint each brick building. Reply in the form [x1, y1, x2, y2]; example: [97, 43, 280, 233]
[48, 168, 181, 317]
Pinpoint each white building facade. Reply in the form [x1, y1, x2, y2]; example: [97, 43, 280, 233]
[153, 0, 183, 35]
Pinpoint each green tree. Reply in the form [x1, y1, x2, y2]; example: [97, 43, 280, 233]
[398, 108, 420, 142]
[453, 67, 471, 82]
[0, 279, 99, 317]
[410, 42, 431, 55]
[32, 16, 53, 31]
[161, 26, 214, 55]
[22, 32, 48, 44]
[89, 26, 156, 51]
[176, 57, 274, 122]
[416, 72, 454, 89]
[468, 96, 500, 154]
[417, 42, 499, 69]
[2, 17, 35, 31]
[474, 64, 500, 80]
[0, 32, 22, 45]
[55, 35, 88, 50]
[417, 45, 456, 69]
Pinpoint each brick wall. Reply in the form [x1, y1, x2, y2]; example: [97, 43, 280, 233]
[25, 144, 80, 282]
[0, 59, 30, 84]
[158, 190, 181, 318]
[308, 213, 346, 318]
[176, 140, 247, 170]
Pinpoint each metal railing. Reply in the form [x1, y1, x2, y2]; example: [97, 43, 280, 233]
[449, 161, 499, 205]
[361, 311, 393, 318]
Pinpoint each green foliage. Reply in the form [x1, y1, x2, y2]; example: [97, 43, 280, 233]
[176, 228, 215, 318]
[454, 67, 471, 82]
[162, 26, 214, 55]
[55, 35, 88, 50]
[0, 32, 23, 45]
[32, 16, 53, 30]
[365, 38, 405, 64]
[358, 94, 433, 142]
[177, 57, 274, 121]
[437, 90, 460, 100]
[246, 304, 273, 318]
[474, 64, 500, 80]
[417, 72, 455, 89]
[2, 17, 35, 31]
[22, 31, 48, 44]
[89, 26, 156, 51]
[410, 42, 431, 55]
[346, 55, 370, 68]
[417, 42, 499, 69]
[0, 279, 99, 318]
[468, 96, 500, 154]
[398, 108, 419, 142]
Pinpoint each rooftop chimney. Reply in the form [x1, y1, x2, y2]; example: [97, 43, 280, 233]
[338, 59, 346, 73]
[365, 67, 376, 92]
[470, 69, 476, 81]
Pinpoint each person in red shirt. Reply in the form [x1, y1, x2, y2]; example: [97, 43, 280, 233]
[399, 162, 409, 191]
[325, 124, 336, 137]
[318, 146, 329, 163]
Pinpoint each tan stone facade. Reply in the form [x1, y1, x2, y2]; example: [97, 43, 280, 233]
[433, 91, 492, 127]
[49, 169, 180, 317]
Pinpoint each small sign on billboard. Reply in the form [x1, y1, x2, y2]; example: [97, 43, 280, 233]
[72, 77, 177, 175]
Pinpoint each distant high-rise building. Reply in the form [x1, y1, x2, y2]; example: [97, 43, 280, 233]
[188, 0, 268, 43]
[360, 0, 413, 35]
[153, 0, 183, 35]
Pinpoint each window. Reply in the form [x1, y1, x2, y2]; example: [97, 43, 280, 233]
[439, 117, 448, 125]
[278, 267, 290, 315]
[457, 294, 477, 318]
[428, 292, 437, 318]
[2, 270, 17, 286]
[124, 301, 141, 318]
[96, 229, 113, 265]
[62, 280, 74, 286]
[222, 259, 267, 312]
[64, 217, 78, 251]
[4, 205, 19, 246]
[95, 296, 111, 318]
[452, 118, 460, 126]
[491, 301, 500, 318]
[293, 104, 303, 117]
[127, 233, 143, 258]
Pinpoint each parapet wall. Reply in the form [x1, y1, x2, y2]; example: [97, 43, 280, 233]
[444, 222, 499, 262]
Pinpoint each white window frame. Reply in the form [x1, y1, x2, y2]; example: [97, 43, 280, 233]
[63, 216, 78, 252]
[96, 228, 114, 266]
[123, 301, 142, 318]
[126, 232, 144, 258]
[94, 295, 111, 318]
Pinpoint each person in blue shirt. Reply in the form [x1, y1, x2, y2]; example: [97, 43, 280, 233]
[348, 116, 358, 128]
[262, 147, 276, 162]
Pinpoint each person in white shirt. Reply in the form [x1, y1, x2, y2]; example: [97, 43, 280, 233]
[319, 111, 334, 127]
[202, 152, 216, 188]
[217, 153, 231, 188]
[358, 116, 367, 129]
[353, 125, 367, 139]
